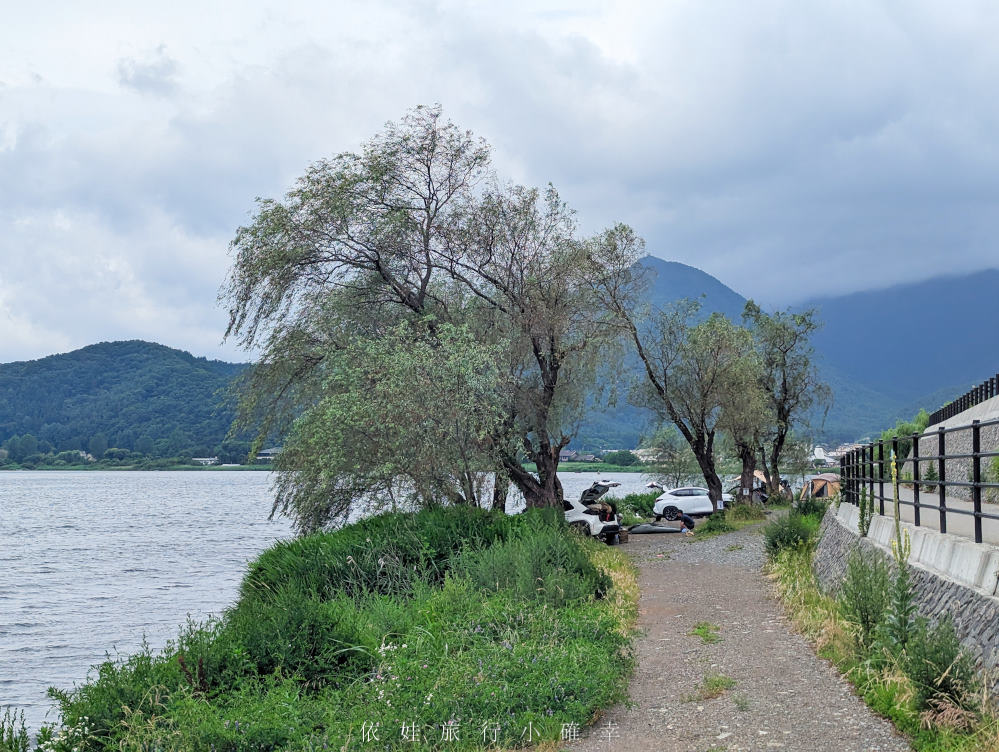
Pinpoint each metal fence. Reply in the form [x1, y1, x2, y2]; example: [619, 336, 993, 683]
[928, 373, 999, 426]
[839, 417, 999, 544]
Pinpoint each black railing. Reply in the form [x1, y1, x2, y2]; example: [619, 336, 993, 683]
[928, 373, 999, 426]
[839, 418, 999, 544]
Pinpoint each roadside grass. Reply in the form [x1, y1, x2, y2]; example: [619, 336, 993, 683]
[683, 674, 736, 702]
[694, 511, 766, 539]
[690, 622, 722, 644]
[13, 508, 640, 752]
[769, 545, 999, 751]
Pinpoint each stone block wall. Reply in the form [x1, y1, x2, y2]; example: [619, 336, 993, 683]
[813, 509, 999, 684]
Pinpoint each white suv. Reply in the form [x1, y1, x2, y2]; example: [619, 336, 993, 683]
[563, 481, 623, 544]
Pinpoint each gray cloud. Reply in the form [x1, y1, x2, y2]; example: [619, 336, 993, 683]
[116, 46, 179, 96]
[1, 0, 998, 363]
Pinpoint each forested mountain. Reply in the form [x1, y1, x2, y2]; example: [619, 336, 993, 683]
[0, 340, 248, 461]
[2, 262, 995, 459]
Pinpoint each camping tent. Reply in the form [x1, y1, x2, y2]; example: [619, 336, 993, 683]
[800, 473, 840, 500]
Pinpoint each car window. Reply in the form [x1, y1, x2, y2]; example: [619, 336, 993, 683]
[691, 488, 708, 496]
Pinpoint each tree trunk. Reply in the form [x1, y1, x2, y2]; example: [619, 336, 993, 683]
[491, 472, 510, 512]
[737, 442, 757, 503]
[692, 438, 724, 512]
[501, 452, 564, 509]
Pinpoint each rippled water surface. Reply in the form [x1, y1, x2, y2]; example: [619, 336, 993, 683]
[0, 469, 651, 732]
[0, 471, 291, 731]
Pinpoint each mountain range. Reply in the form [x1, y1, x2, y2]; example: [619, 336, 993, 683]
[1, 258, 996, 456]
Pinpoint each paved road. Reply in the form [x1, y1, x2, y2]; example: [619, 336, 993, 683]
[562, 523, 912, 752]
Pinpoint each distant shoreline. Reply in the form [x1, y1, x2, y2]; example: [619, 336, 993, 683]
[0, 464, 272, 472]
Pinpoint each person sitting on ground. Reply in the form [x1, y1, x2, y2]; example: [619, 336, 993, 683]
[678, 513, 696, 536]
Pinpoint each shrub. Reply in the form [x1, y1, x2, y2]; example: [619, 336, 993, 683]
[698, 512, 735, 535]
[241, 507, 517, 602]
[839, 550, 890, 652]
[618, 491, 659, 519]
[452, 525, 611, 605]
[902, 615, 976, 711]
[923, 462, 939, 494]
[795, 497, 829, 519]
[1, 708, 30, 752]
[763, 512, 819, 560]
[225, 588, 377, 688]
[727, 503, 766, 521]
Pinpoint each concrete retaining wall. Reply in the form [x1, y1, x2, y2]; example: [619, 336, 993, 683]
[813, 504, 999, 679]
[899, 395, 999, 503]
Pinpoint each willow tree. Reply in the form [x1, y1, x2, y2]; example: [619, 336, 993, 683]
[221, 106, 640, 530]
[742, 301, 830, 496]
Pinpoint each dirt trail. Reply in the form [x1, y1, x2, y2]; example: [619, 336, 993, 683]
[562, 523, 912, 752]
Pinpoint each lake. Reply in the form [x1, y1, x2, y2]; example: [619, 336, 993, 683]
[0, 470, 654, 732]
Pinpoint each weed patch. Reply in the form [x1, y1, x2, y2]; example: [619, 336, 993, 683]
[683, 674, 736, 702]
[690, 622, 722, 644]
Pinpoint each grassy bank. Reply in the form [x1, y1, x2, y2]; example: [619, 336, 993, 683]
[3, 508, 638, 752]
[767, 506, 999, 751]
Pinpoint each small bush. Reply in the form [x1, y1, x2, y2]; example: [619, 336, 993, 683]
[839, 550, 890, 651]
[902, 615, 976, 711]
[452, 525, 611, 605]
[727, 503, 766, 521]
[698, 512, 734, 536]
[922, 462, 939, 494]
[1, 708, 30, 752]
[763, 512, 819, 560]
[618, 491, 659, 519]
[240, 507, 517, 602]
[796, 497, 829, 519]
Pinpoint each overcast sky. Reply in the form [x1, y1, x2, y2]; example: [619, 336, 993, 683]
[2, 0, 998, 363]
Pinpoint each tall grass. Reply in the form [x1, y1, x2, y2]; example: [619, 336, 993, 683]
[26, 508, 638, 752]
[770, 546, 997, 750]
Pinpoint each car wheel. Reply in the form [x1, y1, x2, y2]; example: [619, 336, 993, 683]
[661, 505, 681, 522]
[569, 521, 590, 536]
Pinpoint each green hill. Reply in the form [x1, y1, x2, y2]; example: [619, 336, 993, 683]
[0, 340, 249, 462]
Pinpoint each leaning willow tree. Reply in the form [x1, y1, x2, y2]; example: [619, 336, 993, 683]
[221, 106, 641, 533]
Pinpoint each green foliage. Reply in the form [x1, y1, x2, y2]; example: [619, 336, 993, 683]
[839, 550, 891, 652]
[0, 341, 249, 461]
[617, 491, 659, 519]
[858, 486, 874, 537]
[879, 564, 918, 657]
[923, 462, 939, 494]
[1, 708, 29, 752]
[698, 512, 735, 536]
[270, 322, 507, 533]
[241, 507, 517, 602]
[878, 409, 930, 465]
[762, 511, 821, 560]
[902, 616, 976, 711]
[726, 502, 766, 521]
[452, 525, 611, 606]
[795, 497, 829, 518]
[43, 507, 636, 751]
[601, 450, 638, 466]
[690, 622, 722, 644]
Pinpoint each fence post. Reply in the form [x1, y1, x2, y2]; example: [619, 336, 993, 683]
[938, 427, 947, 534]
[910, 432, 920, 528]
[870, 444, 880, 516]
[878, 440, 885, 514]
[973, 419, 983, 544]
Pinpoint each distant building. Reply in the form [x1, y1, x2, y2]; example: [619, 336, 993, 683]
[256, 447, 282, 462]
[191, 457, 219, 466]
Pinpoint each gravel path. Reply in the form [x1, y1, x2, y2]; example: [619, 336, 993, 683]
[562, 521, 912, 752]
